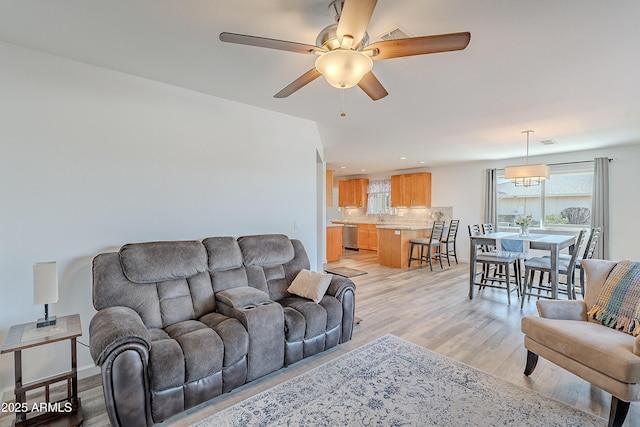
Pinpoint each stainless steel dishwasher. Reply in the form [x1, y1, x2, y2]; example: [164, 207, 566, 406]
[343, 224, 358, 250]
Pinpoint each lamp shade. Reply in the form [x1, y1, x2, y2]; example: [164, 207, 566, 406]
[315, 49, 373, 89]
[504, 164, 550, 187]
[33, 262, 58, 305]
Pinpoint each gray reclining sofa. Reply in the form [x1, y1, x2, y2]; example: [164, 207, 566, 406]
[89, 234, 356, 426]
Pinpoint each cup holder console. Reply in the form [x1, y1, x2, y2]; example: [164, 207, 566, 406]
[242, 300, 274, 310]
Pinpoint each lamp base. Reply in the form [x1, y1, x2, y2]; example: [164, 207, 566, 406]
[36, 315, 57, 328]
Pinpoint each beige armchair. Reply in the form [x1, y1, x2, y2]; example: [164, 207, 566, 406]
[521, 259, 640, 427]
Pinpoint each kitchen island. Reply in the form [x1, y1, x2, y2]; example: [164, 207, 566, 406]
[377, 225, 431, 269]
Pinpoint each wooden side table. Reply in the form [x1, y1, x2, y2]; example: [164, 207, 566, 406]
[1, 314, 83, 426]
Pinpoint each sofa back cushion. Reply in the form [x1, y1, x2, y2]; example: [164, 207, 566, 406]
[237, 235, 311, 301]
[203, 236, 252, 293]
[93, 241, 215, 329]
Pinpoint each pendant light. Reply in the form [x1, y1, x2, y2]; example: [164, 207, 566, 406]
[504, 130, 550, 187]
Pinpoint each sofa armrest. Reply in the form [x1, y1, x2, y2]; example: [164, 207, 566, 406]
[325, 275, 356, 343]
[635, 335, 640, 357]
[90, 306, 150, 366]
[536, 299, 587, 321]
[326, 275, 356, 300]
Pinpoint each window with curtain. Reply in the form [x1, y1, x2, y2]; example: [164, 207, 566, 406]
[497, 162, 593, 229]
[367, 179, 391, 214]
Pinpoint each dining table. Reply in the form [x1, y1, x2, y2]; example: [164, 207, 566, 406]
[469, 231, 577, 300]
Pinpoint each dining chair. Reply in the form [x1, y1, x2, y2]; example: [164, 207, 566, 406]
[520, 229, 586, 308]
[542, 227, 601, 298]
[409, 221, 445, 271]
[441, 219, 460, 266]
[481, 223, 494, 233]
[468, 224, 521, 305]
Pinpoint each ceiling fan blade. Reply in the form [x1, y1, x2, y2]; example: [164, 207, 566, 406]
[219, 32, 321, 55]
[357, 71, 388, 101]
[367, 32, 471, 60]
[336, 0, 377, 48]
[274, 68, 322, 98]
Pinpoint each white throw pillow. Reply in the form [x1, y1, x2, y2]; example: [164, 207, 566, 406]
[287, 269, 333, 303]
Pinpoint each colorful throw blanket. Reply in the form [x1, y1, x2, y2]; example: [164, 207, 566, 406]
[587, 260, 640, 336]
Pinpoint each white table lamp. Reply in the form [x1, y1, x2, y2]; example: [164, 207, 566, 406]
[34, 261, 58, 328]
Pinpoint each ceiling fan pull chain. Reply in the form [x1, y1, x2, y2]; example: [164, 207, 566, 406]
[340, 88, 346, 117]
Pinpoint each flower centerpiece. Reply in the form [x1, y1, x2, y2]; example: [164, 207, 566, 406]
[515, 214, 533, 237]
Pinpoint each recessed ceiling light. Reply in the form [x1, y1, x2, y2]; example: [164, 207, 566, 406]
[361, 169, 366, 172]
[399, 156, 407, 160]
[340, 166, 347, 169]
[418, 161, 426, 164]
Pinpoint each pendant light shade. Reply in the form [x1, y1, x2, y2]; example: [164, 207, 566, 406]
[504, 130, 550, 187]
[315, 49, 373, 89]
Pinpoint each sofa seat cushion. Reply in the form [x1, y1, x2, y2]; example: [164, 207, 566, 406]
[199, 312, 248, 366]
[522, 316, 640, 383]
[279, 295, 342, 341]
[148, 320, 224, 392]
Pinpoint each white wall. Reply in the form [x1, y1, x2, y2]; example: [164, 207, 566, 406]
[430, 143, 640, 262]
[0, 42, 323, 397]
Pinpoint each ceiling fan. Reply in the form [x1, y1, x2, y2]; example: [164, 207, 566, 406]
[219, 0, 470, 101]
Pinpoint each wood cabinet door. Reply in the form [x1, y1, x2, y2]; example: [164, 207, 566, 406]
[410, 172, 432, 207]
[326, 226, 342, 261]
[357, 224, 369, 249]
[369, 225, 379, 251]
[338, 180, 356, 207]
[355, 179, 369, 208]
[390, 174, 406, 207]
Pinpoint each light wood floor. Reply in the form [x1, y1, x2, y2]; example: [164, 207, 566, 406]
[3, 250, 638, 426]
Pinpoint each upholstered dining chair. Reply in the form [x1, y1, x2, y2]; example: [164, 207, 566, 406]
[468, 224, 522, 305]
[409, 221, 445, 271]
[520, 229, 587, 308]
[441, 219, 460, 266]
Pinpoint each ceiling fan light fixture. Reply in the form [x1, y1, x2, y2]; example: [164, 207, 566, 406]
[315, 49, 373, 89]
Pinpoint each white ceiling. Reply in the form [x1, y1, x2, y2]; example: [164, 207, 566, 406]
[2, 0, 639, 175]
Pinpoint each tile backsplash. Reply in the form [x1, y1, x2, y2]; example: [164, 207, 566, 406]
[340, 206, 453, 225]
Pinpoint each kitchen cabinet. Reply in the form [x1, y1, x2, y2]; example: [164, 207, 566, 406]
[357, 224, 378, 252]
[338, 178, 369, 208]
[326, 224, 343, 261]
[390, 172, 431, 207]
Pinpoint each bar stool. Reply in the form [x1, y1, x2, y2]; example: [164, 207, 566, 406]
[441, 219, 460, 266]
[409, 221, 445, 271]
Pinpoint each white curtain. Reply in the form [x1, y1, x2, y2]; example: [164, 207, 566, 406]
[367, 179, 391, 214]
[484, 169, 497, 228]
[591, 157, 610, 259]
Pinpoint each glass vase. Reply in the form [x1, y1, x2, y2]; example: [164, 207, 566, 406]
[519, 225, 529, 237]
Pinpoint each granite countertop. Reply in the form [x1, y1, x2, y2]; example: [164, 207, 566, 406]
[376, 225, 431, 230]
[326, 223, 344, 228]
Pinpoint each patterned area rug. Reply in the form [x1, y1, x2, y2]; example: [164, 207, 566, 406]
[193, 335, 605, 427]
